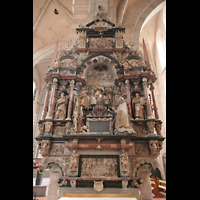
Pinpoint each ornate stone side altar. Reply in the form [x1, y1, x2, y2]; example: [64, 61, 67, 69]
[35, 6, 165, 200]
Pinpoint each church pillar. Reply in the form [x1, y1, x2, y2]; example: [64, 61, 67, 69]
[142, 77, 153, 119]
[149, 82, 159, 120]
[46, 78, 58, 119]
[125, 79, 133, 119]
[66, 79, 75, 120]
[41, 82, 51, 120]
[47, 164, 62, 200]
[137, 164, 153, 200]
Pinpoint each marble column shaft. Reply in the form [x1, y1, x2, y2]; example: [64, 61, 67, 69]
[41, 82, 51, 120]
[150, 83, 159, 120]
[142, 77, 153, 119]
[66, 79, 75, 120]
[46, 78, 58, 119]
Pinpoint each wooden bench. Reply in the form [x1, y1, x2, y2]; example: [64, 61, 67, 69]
[157, 177, 166, 192]
[150, 176, 165, 198]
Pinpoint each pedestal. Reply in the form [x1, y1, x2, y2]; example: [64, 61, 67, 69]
[47, 171, 61, 200]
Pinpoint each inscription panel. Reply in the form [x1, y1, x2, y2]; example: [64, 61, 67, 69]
[89, 121, 110, 133]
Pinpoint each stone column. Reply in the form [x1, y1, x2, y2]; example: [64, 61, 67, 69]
[149, 82, 159, 120]
[125, 79, 133, 119]
[41, 82, 51, 120]
[47, 164, 62, 200]
[66, 79, 75, 120]
[46, 78, 58, 119]
[142, 77, 153, 119]
[137, 164, 152, 200]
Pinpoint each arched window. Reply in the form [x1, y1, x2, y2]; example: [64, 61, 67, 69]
[156, 28, 166, 72]
[33, 80, 37, 101]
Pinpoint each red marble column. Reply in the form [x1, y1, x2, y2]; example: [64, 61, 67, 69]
[142, 77, 154, 119]
[46, 78, 58, 119]
[66, 79, 75, 120]
[41, 82, 51, 120]
[150, 83, 159, 120]
[125, 79, 133, 119]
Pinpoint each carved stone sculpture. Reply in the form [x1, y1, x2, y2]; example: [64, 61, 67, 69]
[120, 153, 129, 176]
[44, 121, 53, 134]
[54, 93, 68, 120]
[133, 93, 144, 120]
[149, 140, 158, 156]
[81, 158, 118, 177]
[147, 121, 155, 134]
[115, 30, 124, 48]
[94, 180, 104, 192]
[38, 140, 51, 155]
[50, 143, 64, 155]
[78, 31, 86, 48]
[115, 96, 136, 134]
[70, 153, 79, 176]
[38, 123, 44, 135]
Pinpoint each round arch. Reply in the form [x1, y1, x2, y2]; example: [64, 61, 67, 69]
[76, 52, 123, 74]
[132, 0, 166, 50]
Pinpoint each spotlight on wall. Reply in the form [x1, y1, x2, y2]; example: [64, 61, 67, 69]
[54, 9, 58, 14]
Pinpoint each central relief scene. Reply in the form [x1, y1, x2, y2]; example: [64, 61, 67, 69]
[80, 156, 118, 177]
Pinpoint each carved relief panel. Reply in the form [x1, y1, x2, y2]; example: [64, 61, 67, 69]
[53, 126, 66, 137]
[135, 142, 149, 155]
[50, 142, 64, 155]
[81, 157, 118, 177]
[88, 37, 113, 49]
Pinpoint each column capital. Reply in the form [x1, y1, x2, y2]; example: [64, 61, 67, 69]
[52, 77, 58, 85]
[142, 77, 148, 86]
[69, 79, 75, 87]
[150, 83, 155, 91]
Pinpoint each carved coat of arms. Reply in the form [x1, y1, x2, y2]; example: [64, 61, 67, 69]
[94, 180, 104, 192]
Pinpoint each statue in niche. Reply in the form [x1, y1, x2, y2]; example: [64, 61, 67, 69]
[104, 86, 113, 108]
[54, 93, 68, 120]
[54, 58, 60, 68]
[115, 30, 124, 48]
[113, 86, 121, 108]
[71, 95, 85, 133]
[70, 153, 79, 172]
[94, 82, 105, 104]
[90, 87, 97, 105]
[83, 87, 91, 110]
[132, 93, 144, 120]
[121, 154, 128, 173]
[78, 31, 86, 48]
[72, 103, 78, 133]
[115, 94, 136, 135]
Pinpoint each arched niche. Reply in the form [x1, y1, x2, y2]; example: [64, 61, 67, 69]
[76, 52, 123, 75]
[83, 55, 117, 86]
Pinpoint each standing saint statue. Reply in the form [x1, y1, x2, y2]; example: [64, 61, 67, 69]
[132, 93, 144, 120]
[115, 95, 136, 135]
[54, 93, 68, 120]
